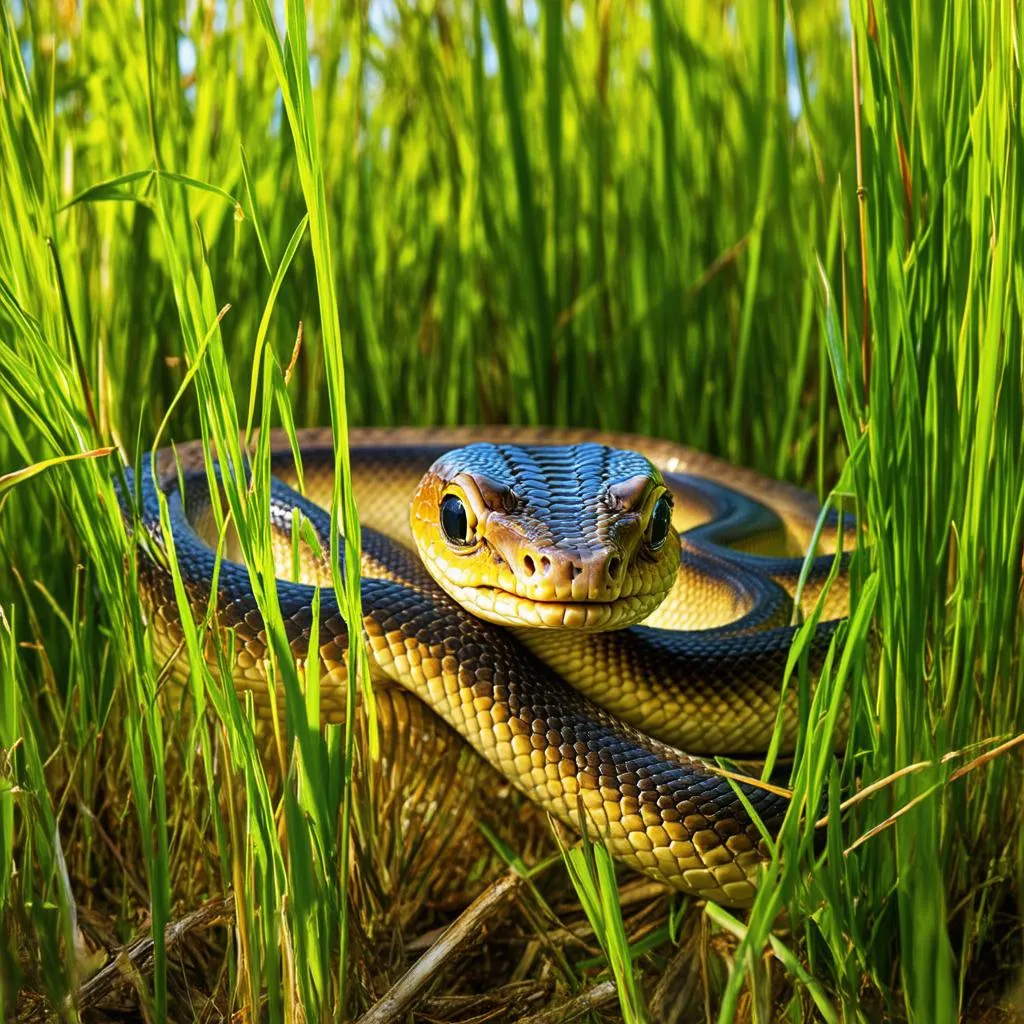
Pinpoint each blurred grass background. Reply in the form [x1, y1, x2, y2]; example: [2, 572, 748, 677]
[1, 0, 1022, 1021]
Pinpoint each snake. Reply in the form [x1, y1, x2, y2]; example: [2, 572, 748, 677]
[120, 426, 850, 908]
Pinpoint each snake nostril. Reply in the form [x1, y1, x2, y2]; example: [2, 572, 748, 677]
[607, 555, 622, 580]
[540, 555, 551, 574]
[570, 562, 582, 581]
[522, 554, 536, 577]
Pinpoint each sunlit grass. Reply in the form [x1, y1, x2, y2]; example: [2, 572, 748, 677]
[1, 1, 1022, 1021]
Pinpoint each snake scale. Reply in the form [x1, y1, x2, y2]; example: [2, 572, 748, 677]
[122, 427, 849, 907]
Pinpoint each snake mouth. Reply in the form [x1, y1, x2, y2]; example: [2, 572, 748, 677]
[455, 585, 660, 631]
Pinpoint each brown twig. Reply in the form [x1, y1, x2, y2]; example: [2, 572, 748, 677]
[704, 763, 792, 799]
[356, 869, 524, 1024]
[817, 731, 1024, 829]
[76, 896, 234, 1007]
[839, 731, 1024, 855]
[284, 320, 304, 386]
[949, 731, 1024, 782]
[516, 980, 619, 1024]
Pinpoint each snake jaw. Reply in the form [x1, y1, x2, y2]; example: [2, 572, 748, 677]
[428, 580, 668, 631]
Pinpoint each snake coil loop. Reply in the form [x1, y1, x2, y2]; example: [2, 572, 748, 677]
[122, 427, 850, 907]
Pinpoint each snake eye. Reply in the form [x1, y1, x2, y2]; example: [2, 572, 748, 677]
[440, 494, 472, 546]
[648, 494, 673, 550]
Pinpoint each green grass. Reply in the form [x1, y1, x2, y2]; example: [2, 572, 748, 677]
[1, 0, 1022, 1021]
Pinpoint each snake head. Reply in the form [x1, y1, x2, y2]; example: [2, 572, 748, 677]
[410, 443, 680, 631]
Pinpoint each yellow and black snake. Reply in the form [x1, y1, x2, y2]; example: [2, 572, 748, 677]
[121, 427, 850, 907]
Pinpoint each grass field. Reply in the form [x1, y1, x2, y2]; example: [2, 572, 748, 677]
[1, 0, 1022, 1020]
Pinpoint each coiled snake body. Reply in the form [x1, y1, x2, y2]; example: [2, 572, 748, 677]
[124, 427, 848, 907]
